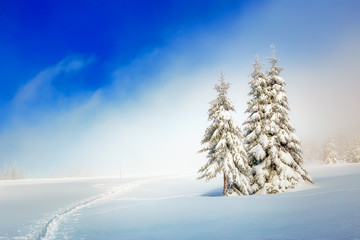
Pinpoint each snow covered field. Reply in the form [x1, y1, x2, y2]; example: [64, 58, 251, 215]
[0, 164, 359, 240]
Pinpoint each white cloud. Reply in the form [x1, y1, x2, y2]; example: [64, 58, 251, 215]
[12, 56, 93, 106]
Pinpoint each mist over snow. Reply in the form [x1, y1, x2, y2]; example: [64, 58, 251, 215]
[0, 0, 359, 177]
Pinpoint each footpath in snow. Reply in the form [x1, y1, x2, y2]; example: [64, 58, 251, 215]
[0, 164, 359, 240]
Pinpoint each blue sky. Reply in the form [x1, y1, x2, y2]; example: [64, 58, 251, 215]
[0, 0, 246, 102]
[0, 0, 359, 177]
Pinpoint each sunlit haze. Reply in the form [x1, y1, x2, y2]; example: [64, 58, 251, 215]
[0, 0, 359, 177]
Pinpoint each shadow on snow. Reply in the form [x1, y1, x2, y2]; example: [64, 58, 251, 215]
[201, 188, 223, 197]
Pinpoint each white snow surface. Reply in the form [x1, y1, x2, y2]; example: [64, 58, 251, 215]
[1, 164, 360, 240]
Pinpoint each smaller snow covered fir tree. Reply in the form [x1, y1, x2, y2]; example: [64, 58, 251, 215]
[198, 72, 252, 196]
[344, 136, 360, 163]
[354, 136, 360, 163]
[322, 139, 339, 164]
[344, 139, 355, 163]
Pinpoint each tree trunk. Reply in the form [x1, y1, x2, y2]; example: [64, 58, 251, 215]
[223, 173, 226, 196]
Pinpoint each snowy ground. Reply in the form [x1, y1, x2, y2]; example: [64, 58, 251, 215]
[0, 164, 359, 240]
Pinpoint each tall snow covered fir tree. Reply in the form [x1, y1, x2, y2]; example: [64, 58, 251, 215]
[243, 57, 269, 186]
[198, 72, 252, 196]
[243, 47, 313, 194]
[322, 139, 339, 164]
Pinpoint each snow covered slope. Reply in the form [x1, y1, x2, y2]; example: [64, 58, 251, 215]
[1, 164, 359, 240]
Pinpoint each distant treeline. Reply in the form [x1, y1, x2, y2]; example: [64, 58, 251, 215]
[0, 162, 27, 180]
[0, 162, 91, 180]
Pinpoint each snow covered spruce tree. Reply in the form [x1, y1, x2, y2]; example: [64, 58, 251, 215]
[344, 136, 360, 163]
[243, 57, 269, 184]
[354, 136, 360, 163]
[322, 139, 339, 164]
[344, 139, 355, 163]
[198, 72, 251, 196]
[243, 47, 313, 194]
